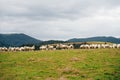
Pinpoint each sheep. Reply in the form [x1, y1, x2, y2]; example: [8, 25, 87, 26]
[67, 44, 74, 49]
[40, 45, 48, 50]
[8, 46, 35, 51]
[56, 44, 67, 50]
[47, 45, 55, 50]
[29, 46, 35, 51]
[60, 44, 68, 49]
[80, 44, 90, 49]
[8, 47, 15, 51]
[117, 44, 120, 48]
[0, 47, 8, 51]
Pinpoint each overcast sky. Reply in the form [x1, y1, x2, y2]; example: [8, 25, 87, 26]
[0, 0, 120, 40]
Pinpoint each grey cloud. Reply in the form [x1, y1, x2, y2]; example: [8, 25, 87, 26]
[1, 0, 120, 21]
[0, 0, 109, 19]
[0, 0, 120, 40]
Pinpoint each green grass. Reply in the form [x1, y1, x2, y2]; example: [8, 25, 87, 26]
[0, 49, 120, 80]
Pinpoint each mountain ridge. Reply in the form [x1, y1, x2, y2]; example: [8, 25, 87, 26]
[0, 34, 120, 47]
[0, 33, 42, 47]
[68, 36, 120, 44]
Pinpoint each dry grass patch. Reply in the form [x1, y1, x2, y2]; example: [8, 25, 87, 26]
[70, 57, 80, 62]
[59, 76, 68, 80]
[70, 56, 86, 62]
[57, 66, 80, 76]
[28, 57, 51, 62]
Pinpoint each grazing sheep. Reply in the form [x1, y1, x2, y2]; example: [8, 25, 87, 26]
[60, 44, 68, 49]
[47, 45, 54, 50]
[67, 44, 74, 49]
[8, 46, 35, 51]
[56, 44, 67, 50]
[1, 43, 119, 52]
[80, 44, 90, 49]
[117, 44, 120, 48]
[0, 47, 8, 51]
[40, 45, 48, 50]
[29, 46, 35, 51]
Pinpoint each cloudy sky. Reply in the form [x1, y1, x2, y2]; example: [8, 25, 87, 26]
[0, 0, 120, 40]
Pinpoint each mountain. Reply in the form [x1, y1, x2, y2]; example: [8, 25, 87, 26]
[0, 33, 42, 47]
[1, 34, 120, 47]
[68, 36, 120, 44]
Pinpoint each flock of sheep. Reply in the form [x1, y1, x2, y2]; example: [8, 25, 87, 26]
[40, 43, 120, 50]
[0, 46, 35, 51]
[80, 44, 120, 49]
[0, 43, 120, 51]
[40, 44, 74, 50]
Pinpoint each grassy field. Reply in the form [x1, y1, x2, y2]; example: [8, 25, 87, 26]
[0, 49, 120, 80]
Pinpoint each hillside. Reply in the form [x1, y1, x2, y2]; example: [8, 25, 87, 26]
[0, 34, 42, 47]
[68, 36, 120, 44]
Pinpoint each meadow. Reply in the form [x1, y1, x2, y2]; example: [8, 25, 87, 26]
[0, 49, 120, 80]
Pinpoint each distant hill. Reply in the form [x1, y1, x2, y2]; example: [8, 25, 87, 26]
[68, 36, 120, 44]
[1, 34, 120, 47]
[0, 34, 42, 47]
